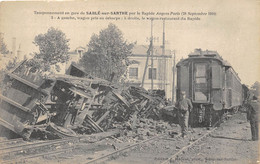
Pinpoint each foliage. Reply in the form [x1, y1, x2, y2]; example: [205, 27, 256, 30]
[5, 57, 19, 70]
[33, 27, 70, 72]
[0, 57, 19, 90]
[0, 34, 9, 54]
[79, 23, 135, 82]
[251, 81, 259, 97]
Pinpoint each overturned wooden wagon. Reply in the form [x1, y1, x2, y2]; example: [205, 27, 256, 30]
[0, 61, 116, 139]
[0, 61, 165, 140]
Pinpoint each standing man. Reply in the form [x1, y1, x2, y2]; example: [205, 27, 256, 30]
[244, 94, 259, 141]
[176, 91, 193, 138]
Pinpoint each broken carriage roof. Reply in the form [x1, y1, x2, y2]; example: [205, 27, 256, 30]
[48, 63, 112, 86]
[10, 59, 112, 92]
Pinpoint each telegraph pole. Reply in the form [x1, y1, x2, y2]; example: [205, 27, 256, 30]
[141, 41, 151, 87]
[162, 20, 166, 91]
[172, 50, 176, 103]
[150, 19, 154, 91]
[141, 20, 154, 88]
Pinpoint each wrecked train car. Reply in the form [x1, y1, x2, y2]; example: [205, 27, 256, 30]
[0, 61, 166, 140]
[0, 60, 50, 138]
[0, 61, 116, 139]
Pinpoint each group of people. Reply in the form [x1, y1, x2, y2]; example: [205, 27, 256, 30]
[175, 91, 258, 141]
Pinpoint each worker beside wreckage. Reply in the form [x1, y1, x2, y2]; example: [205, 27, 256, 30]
[175, 91, 193, 138]
[240, 93, 259, 141]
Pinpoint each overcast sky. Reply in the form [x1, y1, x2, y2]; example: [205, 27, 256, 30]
[0, 0, 259, 86]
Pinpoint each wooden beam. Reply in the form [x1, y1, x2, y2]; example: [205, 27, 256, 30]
[96, 110, 110, 125]
[0, 94, 31, 112]
[6, 73, 48, 95]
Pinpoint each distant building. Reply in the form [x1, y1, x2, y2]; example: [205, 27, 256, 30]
[61, 45, 174, 99]
[52, 46, 86, 74]
[67, 46, 86, 65]
[64, 46, 86, 71]
[126, 45, 174, 99]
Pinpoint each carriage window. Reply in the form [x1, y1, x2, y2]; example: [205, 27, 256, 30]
[194, 63, 208, 101]
[196, 78, 206, 83]
[212, 65, 222, 88]
[195, 65, 206, 83]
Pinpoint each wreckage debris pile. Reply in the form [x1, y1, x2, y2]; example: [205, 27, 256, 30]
[87, 86, 178, 141]
[90, 86, 166, 130]
[0, 61, 177, 140]
[113, 118, 178, 141]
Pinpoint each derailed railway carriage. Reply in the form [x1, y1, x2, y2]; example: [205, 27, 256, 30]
[0, 60, 166, 139]
[176, 49, 244, 127]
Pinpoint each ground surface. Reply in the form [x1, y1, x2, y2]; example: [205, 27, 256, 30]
[173, 112, 259, 164]
[105, 112, 259, 164]
[26, 112, 259, 164]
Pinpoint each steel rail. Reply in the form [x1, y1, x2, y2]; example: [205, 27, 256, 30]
[0, 138, 23, 145]
[85, 117, 222, 164]
[0, 138, 25, 149]
[1, 134, 111, 164]
[160, 118, 222, 164]
[2, 147, 76, 164]
[0, 131, 119, 163]
[161, 127, 218, 164]
[85, 134, 166, 164]
[0, 137, 79, 153]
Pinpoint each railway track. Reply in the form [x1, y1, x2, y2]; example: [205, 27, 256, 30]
[84, 117, 223, 164]
[0, 137, 79, 163]
[0, 138, 24, 148]
[85, 134, 170, 164]
[160, 126, 218, 164]
[0, 114, 230, 164]
[82, 129, 217, 164]
[0, 130, 119, 164]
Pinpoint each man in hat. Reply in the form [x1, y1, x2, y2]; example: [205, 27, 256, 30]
[176, 91, 193, 138]
[243, 94, 259, 141]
